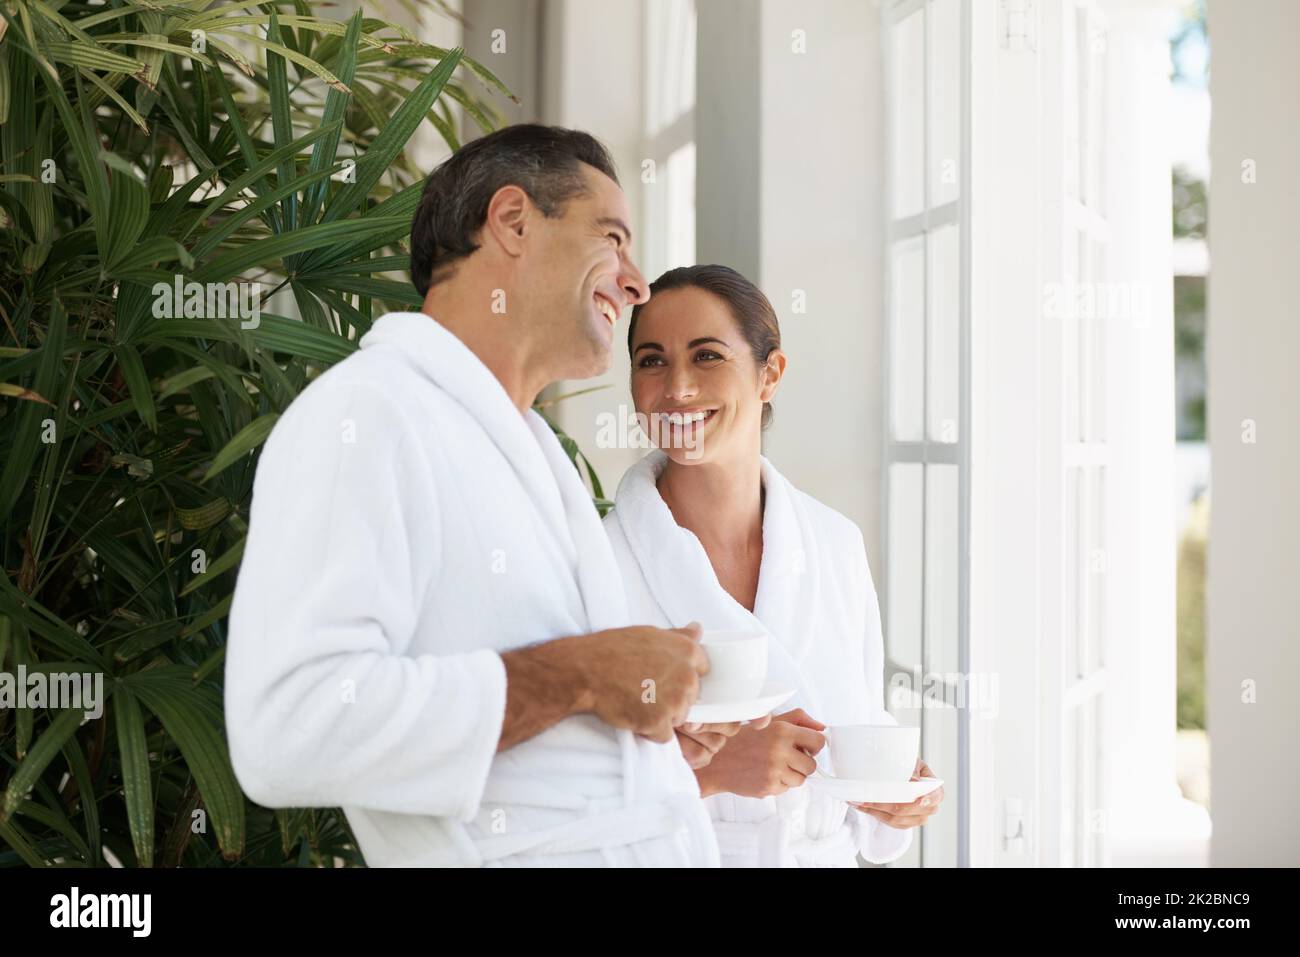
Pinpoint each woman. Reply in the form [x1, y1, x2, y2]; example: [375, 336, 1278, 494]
[603, 265, 944, 867]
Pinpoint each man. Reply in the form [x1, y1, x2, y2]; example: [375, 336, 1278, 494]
[224, 125, 747, 867]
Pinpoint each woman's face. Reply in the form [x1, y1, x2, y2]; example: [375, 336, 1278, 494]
[629, 286, 781, 466]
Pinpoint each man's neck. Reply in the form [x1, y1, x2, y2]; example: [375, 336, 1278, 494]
[419, 281, 548, 414]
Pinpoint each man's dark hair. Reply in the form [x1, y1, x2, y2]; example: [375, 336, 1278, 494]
[409, 124, 619, 296]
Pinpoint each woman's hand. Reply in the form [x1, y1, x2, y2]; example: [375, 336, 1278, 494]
[674, 714, 770, 768]
[694, 708, 825, 798]
[850, 758, 944, 829]
[674, 721, 742, 769]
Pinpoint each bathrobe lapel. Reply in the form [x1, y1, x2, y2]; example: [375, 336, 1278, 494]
[751, 454, 825, 714]
[521, 411, 629, 633]
[611, 449, 825, 717]
[359, 312, 626, 634]
[357, 313, 718, 858]
[609, 449, 909, 863]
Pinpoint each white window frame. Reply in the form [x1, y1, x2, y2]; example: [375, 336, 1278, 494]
[1042, 0, 1112, 869]
[881, 0, 973, 869]
[640, 0, 697, 282]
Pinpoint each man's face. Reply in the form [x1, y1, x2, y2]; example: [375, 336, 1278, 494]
[521, 163, 649, 380]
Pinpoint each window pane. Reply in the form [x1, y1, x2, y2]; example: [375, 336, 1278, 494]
[1079, 237, 1094, 442]
[921, 692, 959, 867]
[1083, 467, 1106, 676]
[665, 142, 696, 270]
[1065, 466, 1081, 681]
[1063, 4, 1080, 201]
[1092, 29, 1108, 218]
[925, 463, 959, 676]
[1070, 694, 1107, 867]
[645, 0, 697, 136]
[891, 236, 925, 441]
[928, 0, 961, 207]
[1084, 694, 1105, 866]
[887, 462, 924, 671]
[890, 9, 925, 219]
[1063, 705, 1079, 867]
[1080, 7, 1106, 213]
[1087, 237, 1108, 443]
[927, 224, 960, 442]
[1062, 229, 1083, 443]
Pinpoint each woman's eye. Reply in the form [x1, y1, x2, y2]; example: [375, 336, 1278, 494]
[637, 355, 664, 368]
[695, 350, 723, 362]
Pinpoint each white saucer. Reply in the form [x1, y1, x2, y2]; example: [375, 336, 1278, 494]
[686, 683, 796, 724]
[807, 772, 944, 805]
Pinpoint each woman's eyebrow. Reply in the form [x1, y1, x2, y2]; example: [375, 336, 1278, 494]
[633, 337, 729, 355]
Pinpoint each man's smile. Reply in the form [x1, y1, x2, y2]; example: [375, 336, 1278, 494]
[594, 291, 619, 328]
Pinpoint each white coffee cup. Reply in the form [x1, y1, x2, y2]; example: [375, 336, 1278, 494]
[827, 724, 919, 781]
[698, 629, 768, 704]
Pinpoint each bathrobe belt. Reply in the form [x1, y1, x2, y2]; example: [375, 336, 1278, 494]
[712, 813, 858, 868]
[466, 792, 712, 864]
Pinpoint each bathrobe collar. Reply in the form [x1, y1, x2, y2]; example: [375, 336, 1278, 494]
[611, 448, 826, 716]
[359, 311, 627, 634]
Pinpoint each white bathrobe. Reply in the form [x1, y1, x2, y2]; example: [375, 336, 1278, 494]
[225, 311, 718, 867]
[603, 449, 914, 867]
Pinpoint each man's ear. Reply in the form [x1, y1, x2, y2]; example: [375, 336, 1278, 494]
[483, 184, 530, 258]
[759, 348, 788, 402]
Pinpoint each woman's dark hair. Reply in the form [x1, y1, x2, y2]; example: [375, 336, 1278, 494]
[628, 264, 782, 430]
[410, 124, 618, 295]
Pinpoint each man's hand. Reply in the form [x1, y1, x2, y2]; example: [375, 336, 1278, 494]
[582, 622, 713, 742]
[693, 708, 825, 798]
[500, 622, 710, 750]
[849, 758, 944, 829]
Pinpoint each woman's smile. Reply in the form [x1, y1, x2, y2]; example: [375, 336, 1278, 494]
[655, 407, 719, 444]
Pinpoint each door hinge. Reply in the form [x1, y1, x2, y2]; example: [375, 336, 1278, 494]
[1000, 0, 1038, 53]
[1004, 798, 1027, 854]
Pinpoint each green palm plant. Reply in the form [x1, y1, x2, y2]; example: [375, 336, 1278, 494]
[0, 1, 561, 867]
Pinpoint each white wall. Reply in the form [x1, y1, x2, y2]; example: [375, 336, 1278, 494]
[760, 1, 888, 572]
[531, 0, 887, 553]
[461, 0, 542, 131]
[1206, 0, 1300, 867]
[534, 0, 649, 494]
[696, 0, 762, 284]
[697, 0, 888, 572]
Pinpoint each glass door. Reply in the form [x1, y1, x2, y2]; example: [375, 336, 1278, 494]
[882, 0, 970, 868]
[1047, 0, 1111, 868]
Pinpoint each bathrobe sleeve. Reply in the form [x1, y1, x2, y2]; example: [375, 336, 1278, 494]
[224, 377, 507, 821]
[848, 540, 916, 865]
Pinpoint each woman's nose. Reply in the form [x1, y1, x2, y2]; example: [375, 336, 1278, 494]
[665, 366, 698, 401]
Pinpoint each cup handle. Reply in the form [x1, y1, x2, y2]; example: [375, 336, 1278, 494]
[810, 748, 831, 778]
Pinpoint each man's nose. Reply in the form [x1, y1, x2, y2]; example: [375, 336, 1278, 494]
[620, 255, 650, 306]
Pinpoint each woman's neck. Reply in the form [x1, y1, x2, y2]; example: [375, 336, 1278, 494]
[656, 454, 765, 554]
